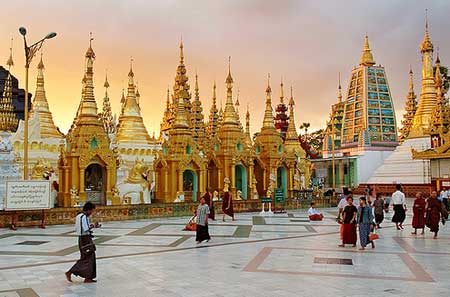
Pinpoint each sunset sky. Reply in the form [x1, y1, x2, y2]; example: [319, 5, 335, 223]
[1, 0, 449, 136]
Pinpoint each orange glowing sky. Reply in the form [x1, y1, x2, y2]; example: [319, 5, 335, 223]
[1, 1, 449, 135]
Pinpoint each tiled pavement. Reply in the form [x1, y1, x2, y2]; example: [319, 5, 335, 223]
[0, 202, 449, 297]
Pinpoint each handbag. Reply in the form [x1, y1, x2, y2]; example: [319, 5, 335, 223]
[368, 233, 379, 241]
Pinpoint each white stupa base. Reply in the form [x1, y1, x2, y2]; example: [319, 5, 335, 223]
[367, 137, 431, 184]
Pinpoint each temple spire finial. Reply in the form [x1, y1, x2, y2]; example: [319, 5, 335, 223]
[104, 70, 109, 89]
[360, 34, 376, 66]
[338, 72, 342, 102]
[421, 10, 433, 53]
[280, 77, 284, 103]
[179, 38, 184, 64]
[226, 56, 233, 84]
[6, 38, 14, 70]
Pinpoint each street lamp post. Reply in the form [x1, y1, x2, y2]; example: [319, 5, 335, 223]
[18, 27, 56, 180]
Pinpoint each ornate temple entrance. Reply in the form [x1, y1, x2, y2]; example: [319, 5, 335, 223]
[207, 160, 219, 192]
[85, 163, 106, 205]
[183, 169, 198, 202]
[235, 164, 248, 200]
[277, 166, 288, 198]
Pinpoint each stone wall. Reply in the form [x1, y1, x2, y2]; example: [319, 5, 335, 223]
[0, 197, 336, 228]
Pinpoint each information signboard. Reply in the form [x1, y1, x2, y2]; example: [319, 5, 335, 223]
[275, 188, 285, 203]
[5, 180, 51, 211]
[261, 197, 272, 203]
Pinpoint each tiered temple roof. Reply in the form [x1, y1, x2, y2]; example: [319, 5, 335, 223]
[0, 48, 18, 132]
[398, 68, 418, 143]
[274, 79, 289, 139]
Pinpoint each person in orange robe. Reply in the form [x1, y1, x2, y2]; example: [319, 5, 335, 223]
[411, 192, 426, 235]
[222, 190, 234, 222]
[202, 189, 215, 220]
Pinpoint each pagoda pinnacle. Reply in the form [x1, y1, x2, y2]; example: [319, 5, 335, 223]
[222, 56, 239, 125]
[101, 72, 115, 134]
[421, 10, 433, 53]
[280, 78, 284, 104]
[245, 104, 252, 148]
[360, 34, 376, 66]
[262, 74, 276, 130]
[179, 39, 184, 64]
[6, 39, 14, 69]
[338, 72, 343, 102]
[77, 35, 99, 120]
[285, 86, 299, 142]
[207, 81, 219, 137]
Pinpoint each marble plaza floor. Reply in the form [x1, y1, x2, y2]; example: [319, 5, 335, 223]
[0, 204, 449, 297]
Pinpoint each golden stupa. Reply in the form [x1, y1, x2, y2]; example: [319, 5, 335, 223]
[28, 54, 64, 138]
[58, 39, 118, 206]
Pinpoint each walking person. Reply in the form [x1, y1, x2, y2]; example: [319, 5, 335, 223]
[337, 193, 352, 240]
[411, 192, 426, 235]
[426, 190, 449, 239]
[196, 197, 211, 244]
[372, 193, 384, 229]
[339, 197, 358, 247]
[202, 188, 215, 220]
[222, 183, 234, 222]
[357, 197, 375, 250]
[65, 202, 97, 283]
[442, 187, 449, 211]
[391, 184, 407, 230]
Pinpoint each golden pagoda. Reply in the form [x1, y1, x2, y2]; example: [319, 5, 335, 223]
[27, 54, 63, 138]
[154, 43, 205, 203]
[253, 76, 286, 197]
[398, 68, 418, 143]
[0, 48, 18, 132]
[58, 39, 119, 206]
[116, 60, 153, 145]
[214, 58, 251, 199]
[409, 18, 437, 137]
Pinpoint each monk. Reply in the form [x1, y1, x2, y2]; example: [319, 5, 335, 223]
[222, 186, 234, 222]
[411, 192, 426, 235]
[202, 188, 215, 220]
[426, 190, 448, 239]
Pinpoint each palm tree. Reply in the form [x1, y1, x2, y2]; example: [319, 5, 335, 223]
[300, 122, 311, 140]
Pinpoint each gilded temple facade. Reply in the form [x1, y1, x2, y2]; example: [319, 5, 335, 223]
[154, 45, 308, 202]
[58, 41, 119, 206]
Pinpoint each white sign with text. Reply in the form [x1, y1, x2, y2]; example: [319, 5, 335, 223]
[5, 181, 51, 210]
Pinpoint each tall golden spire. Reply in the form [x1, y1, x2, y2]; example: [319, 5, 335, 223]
[191, 72, 206, 143]
[360, 34, 376, 66]
[427, 55, 449, 136]
[221, 56, 240, 129]
[207, 81, 219, 137]
[410, 12, 437, 137]
[262, 74, 276, 130]
[338, 72, 343, 102]
[279, 78, 284, 104]
[75, 33, 99, 123]
[244, 104, 252, 148]
[173, 39, 191, 112]
[101, 72, 115, 134]
[29, 53, 63, 138]
[160, 86, 174, 140]
[0, 45, 18, 132]
[286, 87, 298, 138]
[116, 58, 152, 144]
[398, 68, 418, 142]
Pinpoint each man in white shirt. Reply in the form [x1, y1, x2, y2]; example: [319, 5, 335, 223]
[391, 184, 406, 230]
[308, 202, 324, 221]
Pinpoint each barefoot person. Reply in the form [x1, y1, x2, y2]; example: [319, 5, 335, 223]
[222, 182, 234, 222]
[66, 202, 97, 283]
[372, 193, 384, 229]
[357, 197, 375, 250]
[426, 190, 449, 239]
[339, 197, 357, 247]
[196, 197, 211, 244]
[391, 184, 407, 230]
[411, 192, 426, 235]
[202, 188, 215, 220]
